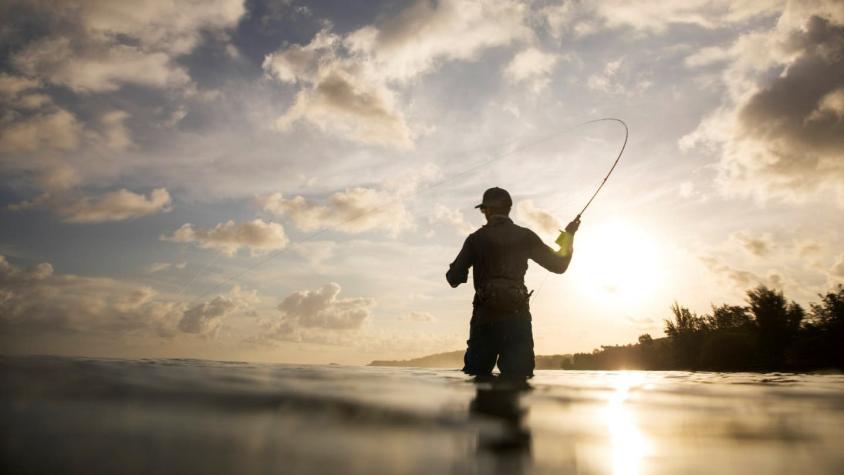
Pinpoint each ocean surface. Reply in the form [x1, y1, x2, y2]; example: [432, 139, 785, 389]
[1, 356, 843, 475]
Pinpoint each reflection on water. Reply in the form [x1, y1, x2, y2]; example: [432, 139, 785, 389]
[605, 373, 650, 475]
[469, 379, 532, 475]
[1, 356, 843, 474]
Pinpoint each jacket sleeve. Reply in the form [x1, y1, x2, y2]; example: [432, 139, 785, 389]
[446, 235, 475, 288]
[527, 231, 572, 274]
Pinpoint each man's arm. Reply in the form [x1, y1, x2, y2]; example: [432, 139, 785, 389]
[446, 235, 474, 288]
[529, 218, 579, 274]
[529, 233, 572, 274]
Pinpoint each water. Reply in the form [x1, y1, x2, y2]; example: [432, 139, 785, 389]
[1, 356, 842, 474]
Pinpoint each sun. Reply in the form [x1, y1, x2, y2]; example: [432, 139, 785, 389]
[571, 219, 665, 306]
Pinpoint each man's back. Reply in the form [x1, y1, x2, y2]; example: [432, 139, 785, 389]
[446, 216, 570, 299]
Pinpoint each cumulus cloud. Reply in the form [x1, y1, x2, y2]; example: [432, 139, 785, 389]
[263, 0, 530, 148]
[254, 283, 375, 344]
[682, 4, 844, 206]
[162, 219, 289, 257]
[504, 47, 559, 92]
[279, 283, 374, 330]
[179, 287, 257, 337]
[515, 199, 560, 236]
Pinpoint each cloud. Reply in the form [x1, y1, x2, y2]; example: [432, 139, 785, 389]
[57, 188, 173, 223]
[0, 0, 244, 198]
[684, 46, 733, 67]
[254, 283, 375, 344]
[682, 5, 844, 206]
[0, 255, 179, 338]
[0, 73, 133, 192]
[7, 188, 172, 222]
[278, 283, 374, 330]
[515, 199, 560, 236]
[290, 241, 337, 265]
[162, 219, 289, 257]
[591, 0, 783, 33]
[14, 38, 191, 93]
[0, 107, 83, 154]
[8, 0, 244, 93]
[259, 166, 437, 236]
[585, 58, 651, 95]
[587, 58, 623, 93]
[731, 231, 774, 257]
[356, 0, 530, 80]
[263, 0, 530, 148]
[504, 47, 559, 92]
[0, 254, 259, 346]
[260, 188, 413, 236]
[276, 71, 414, 149]
[179, 287, 257, 337]
[429, 204, 474, 236]
[700, 255, 786, 290]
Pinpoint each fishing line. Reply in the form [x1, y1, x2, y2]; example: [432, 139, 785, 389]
[181, 117, 628, 306]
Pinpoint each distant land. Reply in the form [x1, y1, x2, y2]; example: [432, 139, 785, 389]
[369, 350, 571, 369]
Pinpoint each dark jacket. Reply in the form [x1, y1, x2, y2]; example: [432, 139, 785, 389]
[446, 216, 571, 308]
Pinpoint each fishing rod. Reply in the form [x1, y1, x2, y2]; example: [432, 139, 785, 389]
[180, 117, 629, 305]
[554, 117, 628, 252]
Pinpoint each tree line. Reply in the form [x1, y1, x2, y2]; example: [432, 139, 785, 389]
[561, 284, 844, 372]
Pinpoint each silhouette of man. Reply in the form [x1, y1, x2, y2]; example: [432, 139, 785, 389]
[446, 187, 578, 379]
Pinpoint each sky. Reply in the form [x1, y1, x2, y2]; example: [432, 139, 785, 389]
[1, 0, 843, 365]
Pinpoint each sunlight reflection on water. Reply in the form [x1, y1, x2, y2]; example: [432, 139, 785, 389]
[605, 372, 650, 475]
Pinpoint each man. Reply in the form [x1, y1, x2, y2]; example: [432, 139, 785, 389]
[446, 187, 579, 379]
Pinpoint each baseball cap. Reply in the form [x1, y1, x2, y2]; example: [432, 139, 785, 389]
[475, 187, 512, 209]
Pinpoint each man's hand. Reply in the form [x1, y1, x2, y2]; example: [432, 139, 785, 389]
[565, 216, 581, 234]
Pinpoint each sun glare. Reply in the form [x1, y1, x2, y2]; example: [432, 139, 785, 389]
[573, 220, 665, 306]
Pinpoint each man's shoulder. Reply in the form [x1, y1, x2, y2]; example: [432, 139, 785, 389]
[478, 219, 540, 241]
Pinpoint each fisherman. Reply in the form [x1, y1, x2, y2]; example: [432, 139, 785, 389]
[446, 187, 579, 379]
